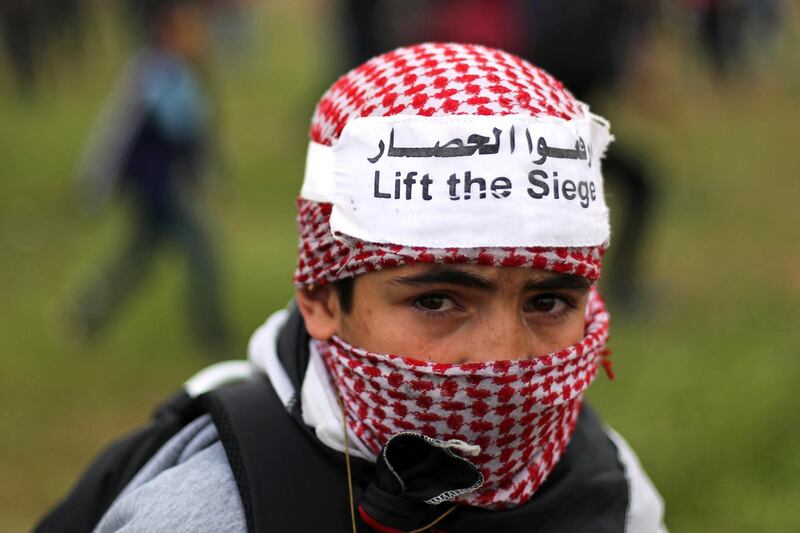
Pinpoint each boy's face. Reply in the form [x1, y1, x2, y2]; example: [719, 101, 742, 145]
[299, 264, 591, 364]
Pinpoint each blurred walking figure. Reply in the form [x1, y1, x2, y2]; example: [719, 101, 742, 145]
[686, 0, 749, 77]
[45, 0, 88, 59]
[71, 0, 228, 355]
[677, 0, 787, 78]
[0, 0, 43, 96]
[0, 0, 88, 98]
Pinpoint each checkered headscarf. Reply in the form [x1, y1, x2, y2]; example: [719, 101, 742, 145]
[294, 42, 607, 287]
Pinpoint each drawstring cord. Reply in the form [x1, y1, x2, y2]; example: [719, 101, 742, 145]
[338, 395, 358, 533]
[407, 505, 458, 533]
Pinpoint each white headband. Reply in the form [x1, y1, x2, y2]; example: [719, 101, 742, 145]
[301, 113, 612, 248]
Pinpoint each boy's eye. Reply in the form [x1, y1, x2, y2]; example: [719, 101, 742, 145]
[530, 297, 557, 312]
[525, 295, 570, 314]
[414, 294, 453, 312]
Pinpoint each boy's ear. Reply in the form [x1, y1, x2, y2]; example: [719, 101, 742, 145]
[296, 284, 340, 340]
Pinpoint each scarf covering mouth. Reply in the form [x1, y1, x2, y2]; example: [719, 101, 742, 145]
[316, 286, 610, 509]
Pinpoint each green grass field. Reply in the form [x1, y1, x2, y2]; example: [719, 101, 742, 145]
[2, 4, 799, 531]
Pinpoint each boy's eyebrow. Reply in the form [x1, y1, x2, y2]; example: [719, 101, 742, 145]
[522, 274, 591, 292]
[391, 267, 591, 292]
[391, 267, 495, 290]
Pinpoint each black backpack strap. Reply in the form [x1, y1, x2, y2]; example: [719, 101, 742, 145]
[201, 375, 367, 533]
[34, 390, 207, 533]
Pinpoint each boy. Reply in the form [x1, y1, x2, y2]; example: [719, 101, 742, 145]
[40, 42, 666, 532]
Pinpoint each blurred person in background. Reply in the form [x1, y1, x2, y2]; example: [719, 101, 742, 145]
[340, 0, 661, 312]
[0, 0, 43, 96]
[675, 0, 788, 78]
[69, 0, 229, 355]
[0, 0, 88, 98]
[46, 0, 87, 60]
[684, 0, 750, 77]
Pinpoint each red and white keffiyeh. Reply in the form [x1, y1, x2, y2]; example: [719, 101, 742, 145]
[293, 42, 614, 509]
[295, 42, 610, 288]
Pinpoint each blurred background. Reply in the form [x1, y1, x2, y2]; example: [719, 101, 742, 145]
[1, 0, 799, 531]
